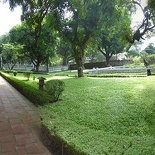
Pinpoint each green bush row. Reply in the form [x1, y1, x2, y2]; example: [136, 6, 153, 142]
[3, 70, 18, 76]
[3, 70, 33, 78]
[0, 72, 50, 106]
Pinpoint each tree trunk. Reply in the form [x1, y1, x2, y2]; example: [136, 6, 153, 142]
[143, 59, 151, 76]
[35, 63, 40, 72]
[62, 56, 68, 65]
[46, 63, 49, 72]
[46, 54, 49, 72]
[147, 69, 151, 76]
[75, 54, 84, 77]
[106, 55, 111, 67]
[78, 66, 83, 77]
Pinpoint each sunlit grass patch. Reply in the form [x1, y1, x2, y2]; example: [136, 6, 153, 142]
[39, 76, 155, 154]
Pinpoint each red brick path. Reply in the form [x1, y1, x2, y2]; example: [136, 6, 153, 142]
[0, 76, 52, 155]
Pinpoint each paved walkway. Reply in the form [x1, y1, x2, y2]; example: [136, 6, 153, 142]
[0, 76, 52, 155]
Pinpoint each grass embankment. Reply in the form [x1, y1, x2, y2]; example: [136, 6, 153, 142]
[3, 71, 155, 154]
[39, 77, 155, 154]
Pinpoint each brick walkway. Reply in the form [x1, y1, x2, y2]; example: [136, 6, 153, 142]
[0, 76, 52, 155]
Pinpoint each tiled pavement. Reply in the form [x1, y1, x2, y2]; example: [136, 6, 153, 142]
[0, 76, 52, 155]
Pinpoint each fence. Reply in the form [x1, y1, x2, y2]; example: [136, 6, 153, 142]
[2, 64, 68, 72]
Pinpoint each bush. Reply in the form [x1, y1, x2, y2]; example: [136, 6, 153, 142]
[12, 70, 17, 76]
[23, 71, 33, 80]
[45, 79, 65, 102]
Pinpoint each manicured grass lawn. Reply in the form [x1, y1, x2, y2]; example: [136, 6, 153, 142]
[39, 76, 155, 154]
[10, 72, 155, 154]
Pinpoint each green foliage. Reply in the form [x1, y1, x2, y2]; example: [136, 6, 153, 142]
[3, 70, 18, 77]
[139, 51, 155, 66]
[97, 6, 131, 65]
[147, 54, 155, 64]
[1, 43, 24, 70]
[56, 38, 73, 65]
[0, 72, 50, 106]
[144, 43, 155, 54]
[9, 23, 55, 71]
[3, 70, 12, 73]
[133, 56, 143, 65]
[45, 79, 65, 102]
[23, 71, 33, 80]
[126, 49, 140, 58]
[148, 0, 155, 23]
[12, 70, 17, 76]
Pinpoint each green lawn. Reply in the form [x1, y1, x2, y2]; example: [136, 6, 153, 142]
[38, 76, 155, 154]
[10, 72, 155, 154]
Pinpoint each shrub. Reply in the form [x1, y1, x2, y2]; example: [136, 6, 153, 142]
[12, 70, 17, 76]
[45, 79, 65, 102]
[23, 71, 33, 80]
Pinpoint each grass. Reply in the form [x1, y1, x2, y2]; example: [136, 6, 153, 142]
[38, 76, 155, 154]
[7, 71, 155, 154]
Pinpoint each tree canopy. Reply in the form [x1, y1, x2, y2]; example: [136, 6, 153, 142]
[9, 23, 55, 71]
[1, 43, 23, 70]
[45, 0, 135, 76]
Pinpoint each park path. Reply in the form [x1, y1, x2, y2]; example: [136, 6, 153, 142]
[0, 76, 52, 155]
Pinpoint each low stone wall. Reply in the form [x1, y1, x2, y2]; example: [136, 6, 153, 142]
[69, 60, 133, 70]
[89, 66, 154, 74]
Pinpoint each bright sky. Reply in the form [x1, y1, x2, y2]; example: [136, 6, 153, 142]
[0, 2, 22, 35]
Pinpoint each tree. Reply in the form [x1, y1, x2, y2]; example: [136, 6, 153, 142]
[144, 43, 155, 54]
[2, 43, 23, 70]
[96, 5, 132, 66]
[4, 0, 57, 71]
[48, 0, 133, 77]
[49, 1, 100, 77]
[126, 49, 140, 58]
[142, 43, 155, 76]
[98, 33, 126, 66]
[0, 33, 10, 44]
[86, 47, 101, 63]
[56, 38, 73, 65]
[126, 0, 155, 44]
[9, 23, 55, 71]
[4, 0, 137, 75]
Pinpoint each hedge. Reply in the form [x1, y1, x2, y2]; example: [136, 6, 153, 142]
[0, 72, 50, 106]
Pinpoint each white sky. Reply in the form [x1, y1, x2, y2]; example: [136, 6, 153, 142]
[0, 2, 22, 35]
